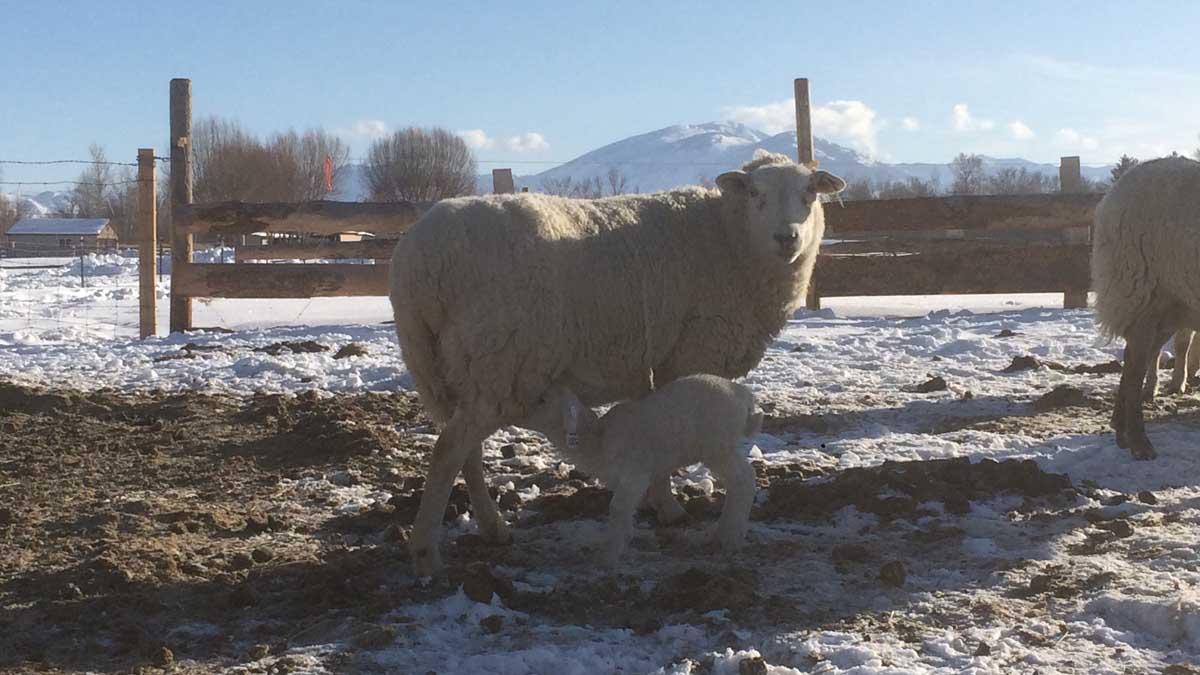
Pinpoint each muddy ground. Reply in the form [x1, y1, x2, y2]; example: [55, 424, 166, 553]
[0, 378, 1192, 673]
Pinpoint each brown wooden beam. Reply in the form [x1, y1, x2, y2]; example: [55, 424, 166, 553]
[177, 200, 434, 236]
[825, 192, 1102, 234]
[173, 262, 391, 298]
[234, 239, 400, 262]
[812, 244, 1090, 297]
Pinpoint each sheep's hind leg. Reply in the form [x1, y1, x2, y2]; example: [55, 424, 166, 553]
[646, 474, 688, 526]
[408, 408, 499, 577]
[1118, 321, 1172, 460]
[1165, 330, 1195, 395]
[462, 445, 511, 544]
[603, 472, 651, 567]
[709, 454, 756, 551]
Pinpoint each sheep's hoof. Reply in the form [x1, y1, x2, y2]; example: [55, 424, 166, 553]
[1129, 436, 1157, 461]
[409, 543, 444, 578]
[1163, 382, 1187, 396]
[1142, 389, 1158, 404]
[1113, 427, 1128, 450]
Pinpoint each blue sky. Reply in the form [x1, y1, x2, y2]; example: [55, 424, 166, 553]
[3, 1, 1198, 184]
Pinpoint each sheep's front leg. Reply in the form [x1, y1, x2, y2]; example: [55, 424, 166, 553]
[461, 445, 511, 544]
[646, 474, 688, 525]
[604, 472, 651, 567]
[409, 409, 499, 576]
[709, 454, 756, 551]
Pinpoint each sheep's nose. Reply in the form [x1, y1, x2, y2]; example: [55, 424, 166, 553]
[774, 231, 799, 247]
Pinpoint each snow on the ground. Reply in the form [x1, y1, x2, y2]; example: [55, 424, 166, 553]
[4, 255, 1200, 674]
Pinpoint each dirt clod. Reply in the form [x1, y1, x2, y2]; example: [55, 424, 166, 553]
[1002, 355, 1043, 373]
[450, 562, 513, 604]
[1033, 385, 1088, 412]
[1138, 490, 1158, 505]
[652, 567, 758, 613]
[500, 443, 518, 459]
[738, 656, 768, 675]
[995, 329, 1018, 338]
[256, 340, 329, 356]
[879, 560, 906, 587]
[334, 343, 369, 359]
[905, 375, 947, 393]
[480, 615, 504, 634]
[974, 642, 992, 656]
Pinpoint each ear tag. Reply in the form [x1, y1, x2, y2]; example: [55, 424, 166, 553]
[564, 400, 580, 450]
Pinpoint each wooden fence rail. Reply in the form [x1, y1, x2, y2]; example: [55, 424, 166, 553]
[157, 75, 1101, 333]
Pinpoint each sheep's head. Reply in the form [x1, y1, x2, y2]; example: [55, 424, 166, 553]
[717, 150, 846, 263]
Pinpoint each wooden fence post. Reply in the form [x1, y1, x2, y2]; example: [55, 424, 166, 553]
[138, 148, 157, 338]
[1060, 155, 1088, 309]
[169, 78, 194, 333]
[795, 77, 821, 310]
[794, 78, 815, 169]
[492, 168, 515, 194]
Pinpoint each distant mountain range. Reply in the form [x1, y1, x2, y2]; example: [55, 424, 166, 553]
[8, 122, 1114, 213]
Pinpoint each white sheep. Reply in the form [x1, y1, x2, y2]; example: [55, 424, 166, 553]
[390, 150, 845, 574]
[520, 374, 762, 564]
[1092, 156, 1200, 459]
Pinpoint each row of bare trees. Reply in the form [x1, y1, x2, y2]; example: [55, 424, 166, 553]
[540, 168, 635, 198]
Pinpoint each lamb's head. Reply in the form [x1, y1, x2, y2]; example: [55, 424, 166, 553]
[717, 150, 846, 263]
[520, 384, 602, 454]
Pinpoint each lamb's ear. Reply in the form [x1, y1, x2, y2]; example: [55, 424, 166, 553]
[716, 171, 749, 195]
[807, 170, 846, 195]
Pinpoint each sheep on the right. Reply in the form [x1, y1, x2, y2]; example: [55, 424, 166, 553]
[1092, 156, 1200, 459]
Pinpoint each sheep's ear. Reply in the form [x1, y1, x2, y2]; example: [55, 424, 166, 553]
[716, 171, 749, 194]
[807, 170, 846, 195]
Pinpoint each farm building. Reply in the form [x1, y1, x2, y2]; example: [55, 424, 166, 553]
[1, 218, 119, 255]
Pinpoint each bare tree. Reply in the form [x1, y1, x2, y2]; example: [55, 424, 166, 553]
[365, 127, 477, 202]
[267, 128, 351, 201]
[1110, 155, 1139, 183]
[605, 167, 628, 195]
[877, 176, 939, 199]
[0, 168, 17, 236]
[986, 167, 1055, 195]
[949, 153, 985, 195]
[540, 176, 576, 197]
[841, 177, 874, 201]
[63, 144, 137, 241]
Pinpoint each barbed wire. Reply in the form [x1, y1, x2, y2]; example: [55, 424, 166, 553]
[0, 179, 141, 187]
[0, 159, 139, 167]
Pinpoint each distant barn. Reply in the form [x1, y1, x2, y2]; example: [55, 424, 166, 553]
[1, 218, 119, 256]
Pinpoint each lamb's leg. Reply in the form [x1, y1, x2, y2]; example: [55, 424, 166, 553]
[409, 408, 499, 576]
[646, 474, 688, 525]
[709, 454, 756, 551]
[461, 445, 511, 544]
[1166, 330, 1196, 395]
[1118, 321, 1171, 460]
[1188, 331, 1200, 384]
[604, 472, 651, 567]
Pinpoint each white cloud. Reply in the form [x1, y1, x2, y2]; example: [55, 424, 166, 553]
[1056, 128, 1099, 150]
[1008, 120, 1035, 140]
[720, 98, 884, 157]
[901, 117, 921, 132]
[338, 119, 389, 140]
[952, 104, 994, 132]
[504, 132, 549, 153]
[457, 129, 495, 150]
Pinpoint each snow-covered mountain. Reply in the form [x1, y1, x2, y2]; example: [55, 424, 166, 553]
[0, 190, 75, 218]
[506, 121, 1113, 194]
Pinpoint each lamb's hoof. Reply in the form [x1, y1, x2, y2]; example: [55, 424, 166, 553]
[1129, 437, 1157, 461]
[409, 543, 444, 578]
[478, 518, 513, 545]
[1142, 389, 1158, 404]
[1163, 383, 1186, 396]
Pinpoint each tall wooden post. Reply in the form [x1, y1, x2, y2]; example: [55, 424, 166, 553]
[169, 78, 194, 333]
[1060, 155, 1088, 309]
[492, 168, 515, 194]
[137, 148, 157, 338]
[794, 78, 815, 169]
[1059, 156, 1082, 194]
[796, 78, 821, 310]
